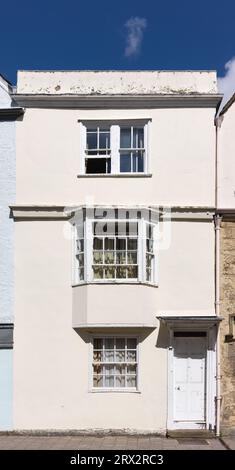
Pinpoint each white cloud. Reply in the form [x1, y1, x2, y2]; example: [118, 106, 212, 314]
[124, 17, 147, 58]
[218, 57, 235, 108]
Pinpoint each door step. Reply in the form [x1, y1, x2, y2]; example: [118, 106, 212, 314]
[167, 429, 215, 439]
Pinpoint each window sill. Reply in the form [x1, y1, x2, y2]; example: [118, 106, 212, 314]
[89, 389, 141, 394]
[77, 173, 152, 178]
[72, 281, 158, 288]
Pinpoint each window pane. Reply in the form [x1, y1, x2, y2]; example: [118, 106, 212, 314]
[127, 376, 137, 387]
[93, 350, 103, 362]
[120, 153, 131, 172]
[133, 127, 144, 148]
[146, 238, 154, 253]
[115, 350, 125, 362]
[146, 268, 151, 282]
[78, 254, 84, 266]
[127, 338, 137, 349]
[116, 238, 126, 250]
[93, 238, 103, 250]
[93, 376, 103, 388]
[116, 267, 127, 278]
[116, 376, 125, 387]
[78, 268, 84, 281]
[104, 251, 115, 264]
[120, 128, 131, 148]
[93, 364, 102, 374]
[146, 224, 153, 239]
[127, 252, 137, 264]
[99, 132, 110, 149]
[133, 151, 144, 173]
[116, 338, 125, 349]
[94, 338, 103, 350]
[127, 350, 136, 362]
[127, 238, 137, 250]
[93, 267, 103, 279]
[87, 132, 97, 149]
[127, 364, 136, 375]
[104, 364, 115, 374]
[146, 254, 154, 268]
[105, 338, 114, 349]
[115, 364, 125, 375]
[127, 266, 138, 278]
[104, 376, 114, 387]
[116, 251, 126, 264]
[104, 350, 115, 362]
[93, 251, 103, 264]
[104, 267, 115, 279]
[86, 158, 109, 174]
[77, 239, 84, 252]
[105, 238, 115, 250]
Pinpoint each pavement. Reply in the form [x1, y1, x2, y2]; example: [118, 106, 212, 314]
[0, 435, 228, 450]
[220, 437, 235, 450]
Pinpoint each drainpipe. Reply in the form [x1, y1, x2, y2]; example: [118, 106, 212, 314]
[214, 213, 221, 437]
[214, 115, 223, 437]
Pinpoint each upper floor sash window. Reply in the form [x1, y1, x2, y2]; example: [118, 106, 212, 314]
[79, 120, 150, 175]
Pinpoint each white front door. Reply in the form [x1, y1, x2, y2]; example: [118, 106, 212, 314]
[173, 333, 206, 426]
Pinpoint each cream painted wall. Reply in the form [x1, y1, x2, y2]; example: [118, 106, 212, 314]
[73, 220, 215, 327]
[218, 102, 235, 209]
[16, 107, 216, 207]
[14, 218, 214, 429]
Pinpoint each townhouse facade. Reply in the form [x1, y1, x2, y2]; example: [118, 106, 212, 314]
[0, 75, 23, 429]
[217, 96, 235, 435]
[7, 70, 223, 433]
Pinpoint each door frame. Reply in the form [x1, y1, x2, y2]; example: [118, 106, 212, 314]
[167, 324, 216, 431]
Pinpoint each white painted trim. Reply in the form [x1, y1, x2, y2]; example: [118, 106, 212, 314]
[79, 120, 150, 176]
[167, 325, 216, 431]
[74, 216, 158, 286]
[79, 122, 86, 174]
[89, 333, 140, 393]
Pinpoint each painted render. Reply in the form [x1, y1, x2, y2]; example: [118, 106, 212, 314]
[16, 107, 216, 207]
[0, 75, 15, 430]
[16, 70, 217, 95]
[14, 218, 214, 430]
[13, 71, 219, 432]
[0, 76, 15, 323]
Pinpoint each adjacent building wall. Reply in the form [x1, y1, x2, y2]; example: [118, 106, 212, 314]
[218, 102, 235, 209]
[220, 220, 235, 435]
[0, 75, 15, 430]
[0, 77, 15, 324]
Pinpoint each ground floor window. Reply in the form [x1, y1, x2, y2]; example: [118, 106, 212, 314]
[92, 337, 138, 389]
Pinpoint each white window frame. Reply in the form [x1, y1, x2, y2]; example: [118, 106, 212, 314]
[89, 334, 140, 393]
[79, 120, 150, 175]
[72, 217, 158, 286]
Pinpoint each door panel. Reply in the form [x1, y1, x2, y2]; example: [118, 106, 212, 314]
[173, 335, 206, 422]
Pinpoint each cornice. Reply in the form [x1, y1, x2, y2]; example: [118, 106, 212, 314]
[10, 204, 215, 221]
[11, 93, 222, 109]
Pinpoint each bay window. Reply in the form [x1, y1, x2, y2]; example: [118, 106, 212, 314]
[73, 214, 157, 285]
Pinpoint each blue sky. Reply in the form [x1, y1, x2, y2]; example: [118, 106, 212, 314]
[1, 0, 235, 87]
